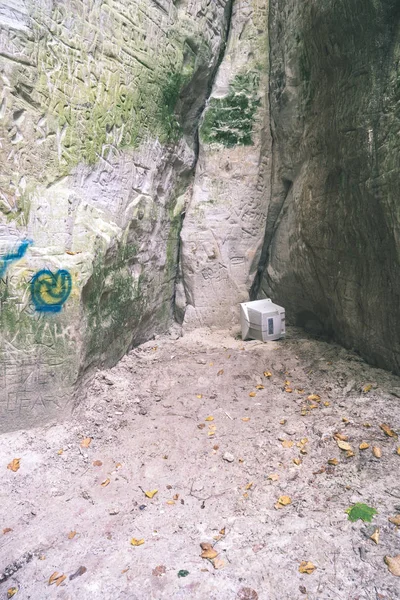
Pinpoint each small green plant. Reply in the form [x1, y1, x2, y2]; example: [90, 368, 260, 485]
[346, 503, 377, 522]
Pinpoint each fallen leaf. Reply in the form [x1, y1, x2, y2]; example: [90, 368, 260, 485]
[346, 450, 355, 458]
[7, 458, 20, 472]
[342, 417, 349, 423]
[219, 527, 226, 535]
[245, 482, 253, 490]
[237, 588, 259, 600]
[299, 561, 316, 574]
[130, 538, 145, 546]
[380, 423, 398, 438]
[200, 542, 213, 551]
[268, 473, 279, 481]
[264, 372, 272, 378]
[323, 401, 330, 407]
[388, 515, 400, 526]
[3, 528, 12, 534]
[242, 417, 250, 422]
[80, 437, 92, 448]
[205, 416, 214, 422]
[213, 445, 219, 450]
[166, 500, 175, 505]
[93, 460, 102, 467]
[334, 433, 348, 441]
[217, 369, 224, 376]
[280, 419, 287, 425]
[346, 503, 377, 522]
[249, 392, 256, 397]
[337, 440, 352, 451]
[384, 555, 400, 577]
[201, 548, 218, 559]
[197, 423, 206, 430]
[69, 566, 87, 580]
[152, 565, 166, 577]
[196, 394, 203, 399]
[397, 447, 400, 455]
[101, 478, 110, 487]
[115, 462, 122, 470]
[243, 492, 249, 499]
[359, 442, 370, 450]
[285, 388, 293, 393]
[307, 394, 321, 402]
[173, 494, 179, 500]
[212, 557, 225, 569]
[282, 440, 294, 448]
[68, 531, 77, 540]
[373, 446, 382, 458]
[7, 588, 18, 599]
[275, 495, 291, 509]
[293, 458, 302, 466]
[285, 380, 290, 386]
[328, 458, 339, 466]
[49, 572, 60, 585]
[370, 528, 380, 544]
[296, 389, 305, 394]
[145, 490, 158, 499]
[208, 431, 215, 437]
[363, 384, 372, 393]
[57, 449, 63, 455]
[363, 423, 372, 428]
[256, 385, 265, 390]
[55, 575, 66, 587]
[178, 570, 189, 578]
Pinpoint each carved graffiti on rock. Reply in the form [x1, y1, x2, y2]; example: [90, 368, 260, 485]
[30, 269, 72, 313]
[0, 239, 32, 278]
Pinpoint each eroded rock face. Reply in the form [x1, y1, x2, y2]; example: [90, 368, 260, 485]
[256, 0, 400, 374]
[179, 0, 271, 328]
[0, 0, 232, 432]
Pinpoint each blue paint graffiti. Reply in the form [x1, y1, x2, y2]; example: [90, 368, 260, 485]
[30, 269, 72, 313]
[0, 239, 32, 278]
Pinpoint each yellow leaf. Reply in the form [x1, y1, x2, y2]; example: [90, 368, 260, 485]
[363, 384, 372, 393]
[264, 371, 272, 378]
[276, 495, 291, 507]
[256, 385, 265, 390]
[388, 515, 400, 526]
[328, 458, 338, 466]
[285, 380, 290, 386]
[384, 555, 400, 577]
[208, 431, 215, 437]
[242, 417, 250, 422]
[363, 423, 371, 428]
[268, 473, 279, 481]
[245, 482, 253, 490]
[307, 394, 321, 402]
[166, 500, 175, 505]
[285, 388, 293, 393]
[212, 558, 225, 569]
[293, 458, 302, 466]
[300, 438, 308, 445]
[282, 440, 294, 448]
[380, 423, 398, 438]
[334, 432, 348, 441]
[299, 561, 316, 574]
[397, 447, 400, 456]
[370, 529, 380, 544]
[197, 394, 203, 399]
[145, 489, 158, 499]
[101, 478, 110, 487]
[346, 450, 355, 458]
[296, 389, 305, 394]
[201, 548, 218, 560]
[81, 437, 92, 448]
[243, 492, 249, 499]
[48, 572, 60, 585]
[68, 531, 77, 539]
[359, 442, 370, 450]
[249, 392, 256, 397]
[55, 575, 66, 587]
[7, 458, 20, 473]
[219, 527, 226, 535]
[209, 362, 214, 367]
[372, 446, 382, 458]
[7, 588, 18, 599]
[130, 538, 145, 546]
[280, 419, 287, 425]
[205, 416, 214, 422]
[217, 369, 224, 376]
[323, 402, 330, 407]
[57, 449, 63, 455]
[337, 440, 352, 451]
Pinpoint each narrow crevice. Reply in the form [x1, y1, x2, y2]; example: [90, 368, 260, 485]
[171, 0, 235, 321]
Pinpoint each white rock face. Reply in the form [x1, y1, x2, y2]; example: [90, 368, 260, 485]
[179, 0, 271, 329]
[0, 0, 233, 432]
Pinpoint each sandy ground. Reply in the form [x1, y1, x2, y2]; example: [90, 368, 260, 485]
[1, 326, 400, 600]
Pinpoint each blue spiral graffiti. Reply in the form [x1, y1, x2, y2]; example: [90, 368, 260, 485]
[31, 269, 72, 313]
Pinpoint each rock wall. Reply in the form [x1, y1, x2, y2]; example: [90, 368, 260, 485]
[255, 0, 400, 375]
[179, 0, 271, 328]
[0, 0, 232, 432]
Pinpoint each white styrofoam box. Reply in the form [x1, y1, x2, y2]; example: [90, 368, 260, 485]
[240, 298, 285, 342]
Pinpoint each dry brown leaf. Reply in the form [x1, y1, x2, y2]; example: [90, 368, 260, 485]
[48, 572, 60, 585]
[280, 419, 287, 425]
[130, 538, 145, 546]
[201, 548, 218, 559]
[166, 500, 175, 505]
[200, 542, 213, 551]
[57, 449, 63, 455]
[337, 440, 352, 451]
[334, 433, 349, 441]
[370, 528, 380, 544]
[68, 531, 77, 540]
[115, 462, 122, 470]
[80, 437, 92, 448]
[92, 460, 102, 467]
[323, 401, 330, 407]
[101, 478, 110, 487]
[342, 417, 349, 423]
[213, 445, 219, 450]
[264, 371, 272, 378]
[219, 527, 226, 535]
[388, 515, 400, 526]
[55, 575, 66, 587]
[7, 458, 20, 473]
[196, 394, 203, 399]
[212, 557, 225, 569]
[197, 423, 206, 430]
[293, 458, 302, 466]
[205, 416, 214, 422]
[145, 489, 158, 499]
[7, 588, 18, 598]
[373, 446, 382, 458]
[276, 495, 291, 507]
[363, 384, 372, 393]
[307, 394, 321, 402]
[380, 423, 398, 438]
[249, 392, 256, 397]
[359, 442, 370, 450]
[243, 492, 249, 499]
[296, 389, 305, 394]
[346, 450, 355, 458]
[268, 473, 279, 481]
[363, 423, 372, 428]
[217, 369, 224, 376]
[281, 440, 294, 448]
[328, 458, 339, 466]
[208, 431, 215, 437]
[245, 482, 254, 490]
[397, 447, 400, 456]
[285, 387, 293, 393]
[299, 561, 316, 574]
[384, 555, 400, 577]
[256, 385, 265, 390]
[242, 417, 250, 422]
